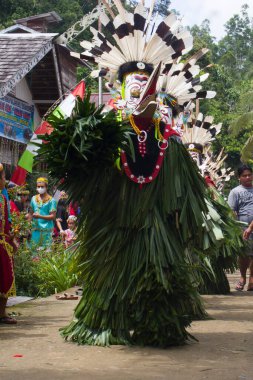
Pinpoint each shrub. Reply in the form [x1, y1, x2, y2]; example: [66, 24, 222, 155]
[14, 241, 81, 297]
[14, 243, 41, 297]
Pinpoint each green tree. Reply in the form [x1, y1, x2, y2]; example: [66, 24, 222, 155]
[0, 0, 34, 28]
[229, 84, 253, 163]
[190, 19, 217, 56]
[217, 4, 253, 80]
[155, 0, 171, 17]
[188, 6, 253, 170]
[129, 0, 172, 17]
[0, 0, 98, 34]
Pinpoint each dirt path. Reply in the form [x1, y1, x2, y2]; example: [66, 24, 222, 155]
[0, 273, 253, 380]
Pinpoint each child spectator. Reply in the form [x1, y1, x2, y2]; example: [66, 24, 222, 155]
[62, 215, 77, 248]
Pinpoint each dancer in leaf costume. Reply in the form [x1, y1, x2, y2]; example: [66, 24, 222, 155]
[39, 1, 239, 346]
[175, 110, 244, 294]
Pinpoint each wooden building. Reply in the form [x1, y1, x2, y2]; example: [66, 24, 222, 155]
[0, 12, 86, 171]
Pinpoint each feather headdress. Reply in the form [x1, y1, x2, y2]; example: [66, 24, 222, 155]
[179, 112, 233, 188]
[72, 0, 216, 106]
[200, 148, 234, 191]
[180, 112, 222, 147]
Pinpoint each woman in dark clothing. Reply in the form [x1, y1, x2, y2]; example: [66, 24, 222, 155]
[56, 191, 69, 235]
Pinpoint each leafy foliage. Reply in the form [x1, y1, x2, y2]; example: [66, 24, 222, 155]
[14, 241, 81, 297]
[14, 243, 41, 297]
[38, 93, 131, 196]
[38, 94, 244, 346]
[218, 5, 253, 78]
[0, 0, 97, 33]
[229, 87, 253, 163]
[241, 135, 253, 163]
[11, 211, 32, 239]
[198, 188, 245, 294]
[189, 5, 253, 167]
[35, 243, 81, 296]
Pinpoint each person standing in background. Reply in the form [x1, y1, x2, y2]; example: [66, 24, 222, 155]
[56, 191, 69, 235]
[0, 163, 17, 324]
[228, 165, 253, 291]
[28, 177, 56, 248]
[15, 190, 30, 213]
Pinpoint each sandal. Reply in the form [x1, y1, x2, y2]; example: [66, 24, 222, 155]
[235, 281, 245, 291]
[56, 293, 78, 300]
[0, 316, 17, 324]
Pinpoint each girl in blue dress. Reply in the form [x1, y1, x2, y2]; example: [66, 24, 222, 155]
[29, 177, 56, 248]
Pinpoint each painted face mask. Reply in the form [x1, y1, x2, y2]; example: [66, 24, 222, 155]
[124, 72, 150, 110]
[158, 103, 173, 125]
[185, 143, 203, 166]
[120, 64, 180, 186]
[37, 187, 46, 195]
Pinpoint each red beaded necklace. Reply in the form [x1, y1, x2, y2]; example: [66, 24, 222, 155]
[121, 117, 178, 185]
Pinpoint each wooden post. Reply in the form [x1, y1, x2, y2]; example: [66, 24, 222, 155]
[98, 0, 103, 106]
[52, 45, 63, 98]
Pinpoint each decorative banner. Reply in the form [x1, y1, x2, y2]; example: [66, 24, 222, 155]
[0, 95, 34, 143]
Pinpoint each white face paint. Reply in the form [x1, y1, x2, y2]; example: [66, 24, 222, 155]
[158, 103, 172, 125]
[124, 72, 150, 110]
[187, 148, 202, 167]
